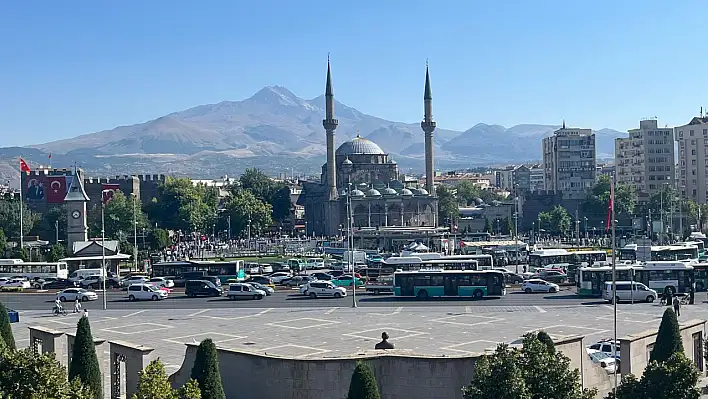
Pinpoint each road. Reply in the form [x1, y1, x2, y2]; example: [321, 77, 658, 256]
[0, 286, 601, 310]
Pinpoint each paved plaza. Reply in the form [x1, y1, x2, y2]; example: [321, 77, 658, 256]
[11, 302, 703, 372]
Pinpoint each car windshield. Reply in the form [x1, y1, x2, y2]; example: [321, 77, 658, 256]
[147, 285, 160, 292]
[589, 351, 611, 362]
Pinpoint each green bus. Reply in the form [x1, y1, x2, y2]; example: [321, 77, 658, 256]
[393, 270, 506, 300]
[694, 263, 708, 291]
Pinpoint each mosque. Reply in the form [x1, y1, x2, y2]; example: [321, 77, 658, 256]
[298, 61, 439, 237]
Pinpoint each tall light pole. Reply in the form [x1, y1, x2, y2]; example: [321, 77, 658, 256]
[610, 174, 618, 396]
[227, 215, 231, 241]
[101, 189, 111, 310]
[348, 182, 357, 308]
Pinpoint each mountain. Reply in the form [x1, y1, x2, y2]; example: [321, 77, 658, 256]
[0, 86, 625, 181]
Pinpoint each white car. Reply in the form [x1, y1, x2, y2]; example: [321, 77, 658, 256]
[3, 278, 31, 289]
[226, 283, 266, 300]
[245, 282, 274, 296]
[149, 277, 175, 288]
[120, 276, 149, 288]
[56, 288, 98, 302]
[587, 349, 617, 374]
[521, 279, 559, 293]
[127, 284, 168, 301]
[268, 272, 293, 284]
[587, 339, 621, 359]
[299, 281, 347, 298]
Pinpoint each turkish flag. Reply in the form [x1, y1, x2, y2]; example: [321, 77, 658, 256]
[102, 183, 121, 204]
[46, 176, 66, 203]
[19, 158, 30, 173]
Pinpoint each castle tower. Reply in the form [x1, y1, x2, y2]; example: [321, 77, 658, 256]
[64, 168, 90, 253]
[421, 63, 436, 195]
[323, 57, 339, 200]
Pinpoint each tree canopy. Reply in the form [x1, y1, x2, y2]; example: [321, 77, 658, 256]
[145, 177, 219, 233]
[538, 205, 572, 235]
[132, 359, 201, 399]
[190, 339, 225, 399]
[0, 198, 39, 239]
[584, 175, 636, 217]
[609, 353, 699, 399]
[454, 181, 506, 206]
[436, 185, 458, 225]
[238, 168, 292, 222]
[221, 190, 272, 237]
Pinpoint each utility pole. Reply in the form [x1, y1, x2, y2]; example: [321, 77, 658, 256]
[227, 215, 231, 240]
[55, 220, 59, 244]
[575, 209, 580, 250]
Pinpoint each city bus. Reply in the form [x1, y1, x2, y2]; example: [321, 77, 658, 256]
[393, 270, 506, 299]
[152, 260, 244, 283]
[618, 244, 699, 262]
[693, 263, 708, 291]
[0, 260, 69, 280]
[577, 261, 695, 297]
[384, 256, 480, 271]
[528, 249, 608, 268]
[401, 253, 495, 269]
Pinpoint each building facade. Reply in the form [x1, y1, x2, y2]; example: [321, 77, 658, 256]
[675, 116, 708, 204]
[615, 119, 674, 197]
[298, 62, 438, 236]
[542, 124, 596, 197]
[529, 165, 544, 192]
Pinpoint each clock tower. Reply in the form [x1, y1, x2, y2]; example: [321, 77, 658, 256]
[64, 168, 90, 254]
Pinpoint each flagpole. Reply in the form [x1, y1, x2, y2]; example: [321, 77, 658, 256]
[611, 173, 617, 395]
[18, 158, 24, 253]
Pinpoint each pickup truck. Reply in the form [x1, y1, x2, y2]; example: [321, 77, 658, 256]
[365, 276, 394, 295]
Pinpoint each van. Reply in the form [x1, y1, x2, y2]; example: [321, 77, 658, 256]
[185, 280, 223, 297]
[602, 281, 657, 303]
[68, 268, 105, 282]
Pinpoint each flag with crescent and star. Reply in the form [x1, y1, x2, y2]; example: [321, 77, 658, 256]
[45, 176, 66, 203]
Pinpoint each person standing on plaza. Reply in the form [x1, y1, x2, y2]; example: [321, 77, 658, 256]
[673, 295, 681, 317]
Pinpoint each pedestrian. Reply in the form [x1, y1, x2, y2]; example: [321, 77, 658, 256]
[73, 298, 82, 313]
[673, 295, 681, 317]
[83, 309, 89, 318]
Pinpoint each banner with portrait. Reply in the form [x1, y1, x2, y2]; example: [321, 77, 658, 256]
[25, 176, 45, 201]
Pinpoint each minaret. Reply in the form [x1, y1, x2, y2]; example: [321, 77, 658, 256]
[323, 56, 339, 200]
[421, 62, 436, 195]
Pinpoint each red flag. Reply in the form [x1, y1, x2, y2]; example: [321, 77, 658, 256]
[606, 182, 614, 231]
[48, 153, 52, 159]
[45, 176, 66, 203]
[19, 158, 30, 173]
[101, 183, 121, 204]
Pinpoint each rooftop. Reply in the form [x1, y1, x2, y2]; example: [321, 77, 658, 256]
[336, 136, 385, 156]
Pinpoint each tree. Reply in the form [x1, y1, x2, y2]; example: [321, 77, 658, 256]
[0, 198, 40, 238]
[69, 317, 102, 399]
[462, 344, 530, 399]
[34, 205, 67, 244]
[436, 185, 458, 225]
[88, 191, 149, 241]
[146, 177, 219, 233]
[270, 185, 292, 222]
[0, 348, 94, 399]
[608, 353, 700, 399]
[132, 359, 201, 399]
[649, 308, 683, 364]
[0, 302, 15, 350]
[585, 175, 636, 217]
[0, 230, 6, 258]
[538, 206, 572, 236]
[484, 218, 492, 233]
[150, 228, 171, 250]
[190, 339, 225, 399]
[48, 243, 67, 262]
[536, 331, 555, 354]
[347, 361, 381, 399]
[222, 190, 272, 237]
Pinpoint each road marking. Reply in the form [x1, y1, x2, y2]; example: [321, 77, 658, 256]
[534, 306, 547, 313]
[123, 310, 146, 318]
[256, 308, 273, 316]
[325, 307, 339, 314]
[370, 307, 403, 316]
[188, 309, 210, 317]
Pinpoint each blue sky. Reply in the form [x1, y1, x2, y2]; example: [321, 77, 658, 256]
[0, 0, 705, 146]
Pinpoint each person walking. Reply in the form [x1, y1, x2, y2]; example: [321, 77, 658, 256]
[673, 295, 681, 317]
[73, 298, 82, 313]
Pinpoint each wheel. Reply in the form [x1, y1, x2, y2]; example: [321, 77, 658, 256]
[59, 296, 66, 302]
[646, 295, 655, 303]
[258, 294, 264, 299]
[614, 296, 621, 304]
[82, 296, 88, 302]
[252, 294, 258, 300]
[524, 288, 532, 294]
[309, 292, 317, 299]
[416, 290, 429, 300]
[548, 287, 557, 293]
[128, 294, 136, 301]
[473, 290, 484, 299]
[334, 292, 342, 298]
[152, 295, 159, 301]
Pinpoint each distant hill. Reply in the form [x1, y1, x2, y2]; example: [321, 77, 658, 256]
[0, 86, 624, 180]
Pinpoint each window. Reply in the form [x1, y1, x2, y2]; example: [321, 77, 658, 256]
[647, 343, 655, 362]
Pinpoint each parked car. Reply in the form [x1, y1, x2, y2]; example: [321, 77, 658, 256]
[56, 288, 98, 302]
[521, 279, 559, 293]
[533, 270, 568, 284]
[587, 349, 617, 374]
[282, 276, 316, 287]
[245, 275, 275, 288]
[299, 281, 347, 298]
[328, 270, 345, 278]
[269, 272, 293, 284]
[245, 282, 274, 296]
[226, 283, 266, 300]
[127, 284, 168, 301]
[602, 281, 657, 303]
[332, 275, 363, 287]
[2, 278, 30, 289]
[149, 277, 175, 289]
[35, 278, 78, 290]
[587, 339, 621, 360]
[185, 280, 223, 297]
[311, 272, 333, 281]
[81, 275, 120, 289]
[120, 275, 149, 288]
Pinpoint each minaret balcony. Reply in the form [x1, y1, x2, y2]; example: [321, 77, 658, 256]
[323, 118, 339, 130]
[421, 120, 436, 132]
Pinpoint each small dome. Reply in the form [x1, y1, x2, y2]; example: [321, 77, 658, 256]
[340, 189, 348, 196]
[336, 136, 385, 156]
[400, 188, 414, 196]
[351, 189, 365, 197]
[418, 188, 429, 195]
[342, 157, 353, 166]
[382, 187, 398, 195]
[367, 188, 381, 197]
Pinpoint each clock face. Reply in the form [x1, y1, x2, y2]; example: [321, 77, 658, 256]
[72, 210, 81, 219]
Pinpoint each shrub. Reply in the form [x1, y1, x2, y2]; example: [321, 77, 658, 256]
[347, 361, 381, 399]
[190, 339, 225, 399]
[0, 302, 15, 350]
[69, 317, 102, 399]
[649, 308, 683, 364]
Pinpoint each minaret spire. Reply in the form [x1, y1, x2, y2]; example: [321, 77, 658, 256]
[323, 56, 339, 202]
[421, 61, 437, 197]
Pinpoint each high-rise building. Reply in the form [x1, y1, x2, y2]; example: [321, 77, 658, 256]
[615, 119, 674, 197]
[675, 115, 708, 204]
[542, 123, 596, 196]
[529, 165, 544, 192]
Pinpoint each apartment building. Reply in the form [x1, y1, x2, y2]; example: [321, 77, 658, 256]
[529, 165, 544, 192]
[542, 125, 596, 196]
[675, 116, 708, 204]
[493, 165, 531, 192]
[615, 119, 674, 197]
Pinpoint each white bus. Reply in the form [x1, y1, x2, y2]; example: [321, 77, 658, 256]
[618, 244, 699, 262]
[577, 261, 694, 297]
[383, 257, 479, 271]
[397, 253, 495, 269]
[0, 260, 69, 280]
[528, 249, 608, 269]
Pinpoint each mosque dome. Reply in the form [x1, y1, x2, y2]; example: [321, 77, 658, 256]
[367, 188, 382, 197]
[336, 136, 385, 156]
[351, 189, 366, 197]
[340, 189, 348, 196]
[412, 188, 429, 196]
[400, 188, 414, 196]
[382, 187, 398, 196]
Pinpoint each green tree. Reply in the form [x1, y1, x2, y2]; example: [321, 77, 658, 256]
[222, 190, 272, 237]
[609, 353, 699, 399]
[0, 302, 15, 350]
[132, 359, 201, 399]
[462, 344, 530, 399]
[0, 230, 6, 258]
[0, 198, 40, 238]
[9, 246, 28, 261]
[69, 317, 102, 399]
[89, 191, 148, 240]
[178, 379, 202, 399]
[536, 331, 555, 354]
[538, 206, 572, 235]
[0, 348, 93, 399]
[190, 339, 225, 399]
[436, 185, 458, 225]
[649, 308, 683, 364]
[34, 205, 67, 244]
[347, 361, 381, 399]
[146, 177, 219, 233]
[48, 243, 67, 262]
[484, 218, 492, 233]
[585, 175, 636, 217]
[270, 185, 292, 222]
[150, 228, 171, 250]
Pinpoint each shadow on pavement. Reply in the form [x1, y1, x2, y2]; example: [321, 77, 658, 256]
[357, 296, 501, 303]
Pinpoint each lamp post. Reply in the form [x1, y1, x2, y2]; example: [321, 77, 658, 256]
[347, 182, 357, 308]
[100, 189, 112, 310]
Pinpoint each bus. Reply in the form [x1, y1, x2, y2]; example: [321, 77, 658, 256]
[618, 244, 699, 262]
[384, 256, 480, 271]
[577, 261, 695, 297]
[528, 249, 608, 268]
[399, 253, 495, 269]
[693, 263, 708, 291]
[152, 260, 245, 283]
[0, 260, 69, 280]
[393, 270, 506, 299]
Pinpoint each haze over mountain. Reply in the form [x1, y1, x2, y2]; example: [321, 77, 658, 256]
[0, 86, 623, 182]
